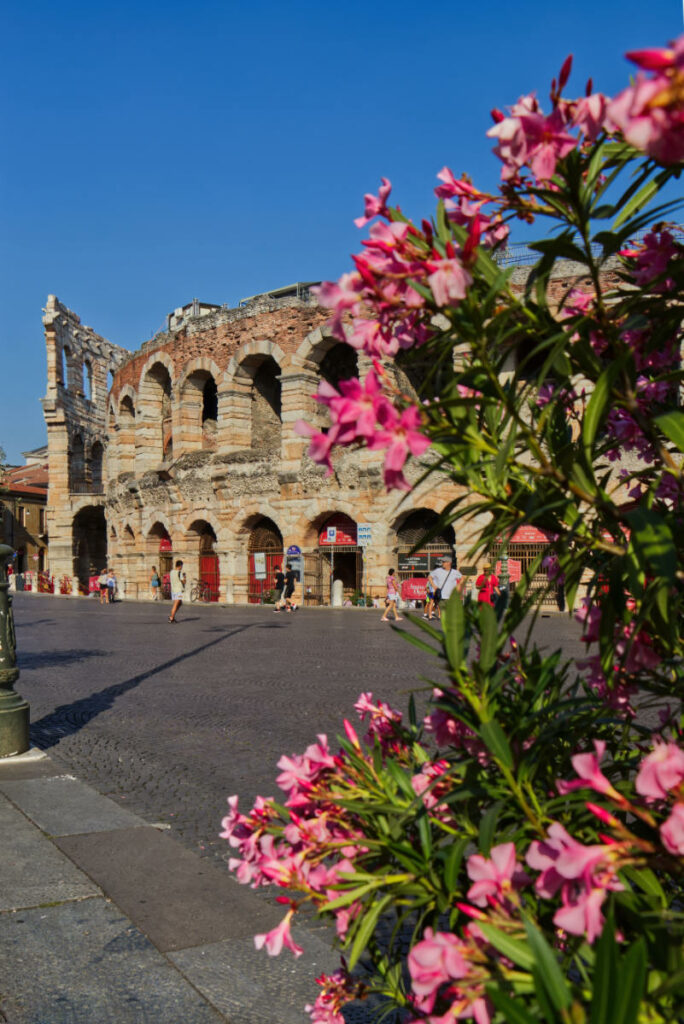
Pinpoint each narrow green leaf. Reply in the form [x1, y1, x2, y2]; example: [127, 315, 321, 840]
[479, 924, 535, 971]
[626, 507, 676, 581]
[620, 865, 666, 904]
[347, 893, 393, 969]
[443, 837, 470, 893]
[486, 985, 539, 1024]
[478, 800, 504, 857]
[523, 919, 572, 1012]
[479, 719, 513, 769]
[614, 940, 646, 1024]
[655, 410, 684, 452]
[442, 592, 466, 671]
[583, 357, 624, 454]
[612, 177, 659, 228]
[591, 910, 617, 1024]
[478, 601, 498, 673]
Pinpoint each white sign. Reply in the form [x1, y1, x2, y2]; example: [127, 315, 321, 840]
[357, 524, 372, 547]
[326, 527, 337, 543]
[253, 552, 267, 580]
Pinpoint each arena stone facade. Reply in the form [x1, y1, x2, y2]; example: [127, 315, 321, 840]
[42, 288, 481, 604]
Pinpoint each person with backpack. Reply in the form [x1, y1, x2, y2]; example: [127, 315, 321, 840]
[428, 554, 463, 619]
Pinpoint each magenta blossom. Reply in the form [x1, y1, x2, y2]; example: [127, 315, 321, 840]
[635, 742, 684, 800]
[660, 803, 684, 856]
[556, 739, 624, 802]
[254, 908, 304, 958]
[466, 842, 530, 907]
[354, 177, 392, 227]
[369, 404, 431, 490]
[407, 928, 471, 1014]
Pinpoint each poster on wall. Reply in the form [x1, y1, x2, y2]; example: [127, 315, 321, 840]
[253, 552, 267, 580]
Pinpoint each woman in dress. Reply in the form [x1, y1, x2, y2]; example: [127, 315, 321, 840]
[381, 567, 403, 622]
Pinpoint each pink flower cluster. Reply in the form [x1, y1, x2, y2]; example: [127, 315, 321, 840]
[637, 742, 684, 855]
[408, 926, 492, 1024]
[305, 966, 363, 1024]
[353, 691, 402, 750]
[297, 367, 431, 490]
[608, 38, 684, 163]
[621, 227, 681, 292]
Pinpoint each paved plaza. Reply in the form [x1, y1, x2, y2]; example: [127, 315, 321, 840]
[0, 594, 585, 1023]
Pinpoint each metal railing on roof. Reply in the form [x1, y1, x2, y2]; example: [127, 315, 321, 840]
[493, 227, 684, 268]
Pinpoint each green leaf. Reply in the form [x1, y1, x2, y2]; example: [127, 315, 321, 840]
[478, 601, 498, 673]
[523, 918, 572, 1012]
[442, 592, 466, 670]
[347, 893, 393, 969]
[479, 924, 535, 971]
[612, 176, 659, 228]
[443, 837, 470, 893]
[583, 357, 625, 454]
[626, 507, 676, 582]
[486, 985, 539, 1024]
[591, 910, 617, 1024]
[479, 718, 513, 769]
[612, 939, 646, 1024]
[655, 410, 684, 452]
[620, 864, 666, 904]
[478, 800, 504, 856]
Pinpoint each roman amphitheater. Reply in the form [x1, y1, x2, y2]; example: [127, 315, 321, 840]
[42, 260, 618, 604]
[41, 286, 482, 604]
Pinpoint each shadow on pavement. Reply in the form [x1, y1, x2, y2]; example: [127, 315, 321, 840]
[30, 624, 257, 750]
[18, 649, 105, 670]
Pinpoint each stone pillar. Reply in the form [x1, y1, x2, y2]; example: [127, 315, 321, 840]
[280, 369, 319, 466]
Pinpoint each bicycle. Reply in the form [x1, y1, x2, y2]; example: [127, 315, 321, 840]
[189, 578, 212, 602]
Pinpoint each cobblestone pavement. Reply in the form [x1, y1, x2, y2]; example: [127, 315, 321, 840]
[14, 594, 585, 871]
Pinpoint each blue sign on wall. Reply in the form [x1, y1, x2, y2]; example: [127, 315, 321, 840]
[286, 545, 302, 555]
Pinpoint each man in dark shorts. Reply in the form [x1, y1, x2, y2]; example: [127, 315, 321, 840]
[283, 563, 298, 612]
[273, 564, 285, 612]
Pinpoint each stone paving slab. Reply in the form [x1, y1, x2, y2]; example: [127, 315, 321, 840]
[169, 928, 375, 1024]
[55, 826, 283, 953]
[0, 774, 153, 835]
[0, 899, 225, 1024]
[0, 794, 99, 911]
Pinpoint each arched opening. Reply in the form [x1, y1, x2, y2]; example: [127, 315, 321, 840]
[118, 395, 136, 474]
[314, 343, 360, 432]
[107, 369, 115, 394]
[142, 363, 173, 462]
[70, 434, 86, 492]
[394, 347, 453, 400]
[83, 360, 93, 401]
[247, 516, 283, 603]
[314, 512, 361, 605]
[395, 509, 456, 587]
[187, 520, 220, 601]
[147, 522, 173, 597]
[179, 370, 219, 452]
[249, 357, 282, 453]
[60, 346, 70, 389]
[90, 440, 104, 492]
[72, 506, 107, 590]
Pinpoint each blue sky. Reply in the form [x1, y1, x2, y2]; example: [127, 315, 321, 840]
[1, 0, 682, 463]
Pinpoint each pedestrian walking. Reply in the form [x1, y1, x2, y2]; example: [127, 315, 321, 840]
[150, 566, 161, 601]
[106, 569, 117, 603]
[282, 563, 298, 612]
[423, 574, 437, 620]
[428, 554, 463, 620]
[272, 564, 285, 612]
[97, 568, 108, 605]
[381, 567, 403, 622]
[475, 564, 500, 606]
[168, 560, 186, 622]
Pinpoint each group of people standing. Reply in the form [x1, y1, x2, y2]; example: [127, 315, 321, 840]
[382, 554, 502, 623]
[97, 568, 118, 604]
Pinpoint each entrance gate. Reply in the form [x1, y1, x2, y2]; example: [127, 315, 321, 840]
[247, 518, 283, 604]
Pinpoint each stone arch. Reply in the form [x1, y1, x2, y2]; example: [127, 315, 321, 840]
[184, 518, 221, 601]
[304, 510, 361, 604]
[89, 440, 104, 492]
[145, 519, 174, 583]
[70, 433, 86, 492]
[237, 514, 283, 604]
[116, 392, 136, 474]
[392, 507, 456, 580]
[60, 345, 71, 388]
[177, 358, 222, 454]
[72, 505, 107, 588]
[83, 359, 93, 401]
[295, 325, 345, 366]
[139, 356, 174, 464]
[222, 341, 286, 454]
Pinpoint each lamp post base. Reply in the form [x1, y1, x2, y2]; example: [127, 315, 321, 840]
[0, 696, 30, 758]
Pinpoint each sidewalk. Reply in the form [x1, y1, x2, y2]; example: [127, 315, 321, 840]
[0, 749, 344, 1024]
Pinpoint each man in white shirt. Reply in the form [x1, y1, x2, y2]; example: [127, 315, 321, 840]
[428, 555, 464, 619]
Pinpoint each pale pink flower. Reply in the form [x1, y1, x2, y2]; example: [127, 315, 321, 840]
[660, 802, 684, 855]
[254, 908, 304, 957]
[466, 842, 530, 907]
[556, 739, 623, 800]
[572, 93, 609, 141]
[369, 404, 431, 491]
[427, 257, 473, 306]
[608, 37, 684, 164]
[407, 928, 470, 1013]
[487, 95, 577, 180]
[354, 177, 392, 227]
[635, 742, 684, 800]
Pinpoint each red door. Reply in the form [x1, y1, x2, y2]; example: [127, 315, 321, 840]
[200, 553, 220, 602]
[248, 551, 282, 604]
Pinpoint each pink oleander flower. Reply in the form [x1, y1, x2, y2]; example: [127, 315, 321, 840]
[608, 36, 684, 164]
[526, 822, 625, 944]
[557, 739, 624, 802]
[621, 227, 680, 291]
[354, 176, 392, 227]
[466, 843, 530, 907]
[408, 928, 471, 1013]
[305, 967, 360, 1024]
[316, 370, 394, 446]
[636, 742, 684, 800]
[660, 802, 684, 855]
[354, 691, 402, 746]
[488, 94, 577, 180]
[254, 908, 304, 957]
[427, 256, 473, 306]
[369, 404, 431, 490]
[572, 92, 609, 141]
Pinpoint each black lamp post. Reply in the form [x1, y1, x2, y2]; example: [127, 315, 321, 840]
[0, 543, 29, 757]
